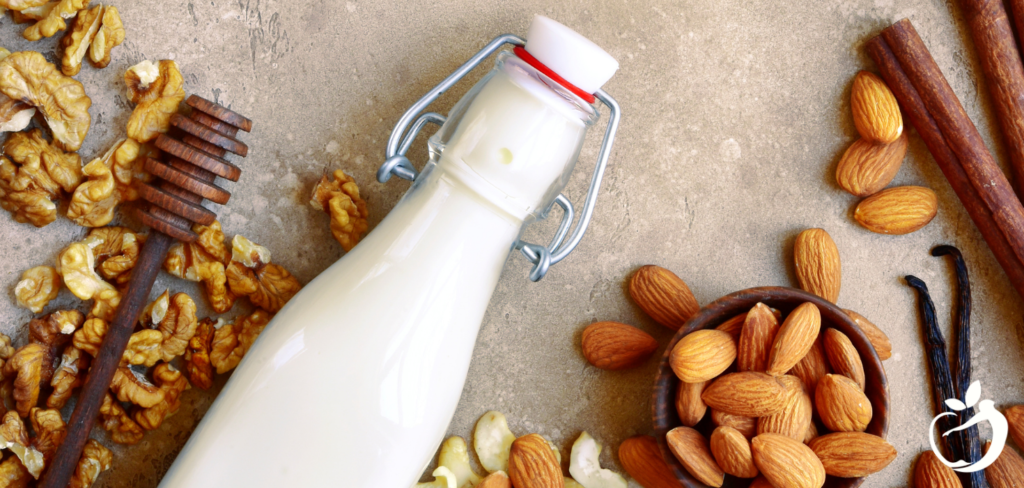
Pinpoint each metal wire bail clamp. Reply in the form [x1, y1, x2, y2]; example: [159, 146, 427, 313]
[377, 34, 621, 282]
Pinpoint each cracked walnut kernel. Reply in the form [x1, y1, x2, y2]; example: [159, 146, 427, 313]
[98, 393, 142, 445]
[0, 128, 82, 227]
[70, 438, 111, 488]
[226, 236, 301, 313]
[56, 239, 117, 304]
[47, 345, 88, 409]
[185, 318, 215, 390]
[21, 0, 88, 41]
[310, 169, 368, 251]
[29, 310, 79, 384]
[72, 317, 106, 357]
[134, 363, 189, 431]
[88, 6, 123, 69]
[165, 221, 235, 313]
[139, 291, 199, 361]
[121, 330, 162, 368]
[88, 226, 144, 284]
[2, 344, 45, 417]
[210, 309, 271, 374]
[58, 3, 101, 76]
[0, 456, 32, 487]
[29, 407, 66, 464]
[0, 52, 91, 151]
[67, 157, 118, 228]
[125, 60, 184, 143]
[14, 266, 60, 314]
[110, 366, 164, 408]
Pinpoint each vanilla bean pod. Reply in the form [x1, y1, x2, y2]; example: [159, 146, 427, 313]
[905, 276, 962, 461]
[932, 245, 986, 488]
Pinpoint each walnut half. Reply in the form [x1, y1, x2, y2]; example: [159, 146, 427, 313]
[110, 367, 164, 408]
[125, 60, 184, 143]
[98, 393, 142, 445]
[134, 363, 189, 430]
[210, 309, 271, 374]
[225, 236, 301, 313]
[69, 439, 111, 488]
[310, 169, 368, 251]
[14, 266, 60, 313]
[0, 51, 91, 151]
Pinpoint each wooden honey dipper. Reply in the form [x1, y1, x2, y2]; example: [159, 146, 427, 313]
[40, 95, 253, 488]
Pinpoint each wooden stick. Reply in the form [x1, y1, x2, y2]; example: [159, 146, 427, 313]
[957, 0, 1024, 196]
[38, 232, 173, 486]
[866, 34, 1024, 301]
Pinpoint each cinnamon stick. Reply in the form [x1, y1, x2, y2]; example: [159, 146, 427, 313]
[866, 34, 1024, 301]
[880, 20, 1024, 272]
[957, 0, 1024, 197]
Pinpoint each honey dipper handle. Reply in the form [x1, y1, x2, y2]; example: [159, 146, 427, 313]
[40, 232, 175, 488]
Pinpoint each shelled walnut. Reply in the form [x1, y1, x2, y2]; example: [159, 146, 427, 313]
[226, 236, 301, 313]
[58, 3, 100, 76]
[88, 6, 123, 69]
[125, 59, 184, 143]
[67, 157, 118, 227]
[72, 317, 106, 357]
[2, 344, 45, 417]
[185, 318, 215, 390]
[88, 226, 144, 285]
[164, 221, 235, 313]
[109, 367, 164, 409]
[28, 310, 79, 383]
[21, 0, 88, 41]
[13, 266, 60, 313]
[56, 239, 120, 319]
[210, 309, 271, 374]
[98, 393, 142, 445]
[133, 363, 189, 430]
[29, 407, 66, 464]
[0, 128, 82, 227]
[138, 291, 198, 362]
[47, 345, 88, 409]
[0, 51, 91, 150]
[70, 439, 112, 488]
[310, 169, 369, 251]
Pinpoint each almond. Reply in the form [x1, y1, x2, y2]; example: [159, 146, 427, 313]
[477, 471, 512, 488]
[854, 185, 938, 235]
[789, 338, 829, 398]
[749, 476, 774, 488]
[675, 379, 707, 427]
[816, 374, 872, 432]
[1007, 405, 1024, 450]
[985, 440, 1024, 488]
[509, 434, 564, 488]
[709, 426, 758, 478]
[738, 303, 780, 372]
[665, 427, 725, 487]
[766, 302, 821, 376]
[711, 409, 757, 440]
[715, 313, 746, 339]
[808, 432, 897, 477]
[803, 421, 818, 445]
[844, 309, 892, 360]
[751, 433, 826, 488]
[702, 372, 787, 418]
[581, 321, 659, 370]
[793, 229, 842, 303]
[851, 70, 903, 144]
[823, 328, 865, 390]
[757, 376, 812, 441]
[618, 435, 685, 488]
[836, 134, 908, 197]
[914, 451, 962, 488]
[669, 329, 736, 383]
[629, 265, 700, 330]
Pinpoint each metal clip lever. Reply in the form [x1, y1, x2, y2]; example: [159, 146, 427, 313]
[377, 34, 621, 282]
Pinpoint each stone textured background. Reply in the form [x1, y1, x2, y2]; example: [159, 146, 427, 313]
[1, 0, 1023, 486]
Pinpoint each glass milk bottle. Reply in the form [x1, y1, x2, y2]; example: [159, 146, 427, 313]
[159, 16, 619, 488]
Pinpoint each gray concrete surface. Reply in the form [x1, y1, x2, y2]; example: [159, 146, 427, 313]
[1, 0, 1023, 486]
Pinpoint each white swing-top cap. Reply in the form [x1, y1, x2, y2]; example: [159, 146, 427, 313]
[524, 15, 618, 94]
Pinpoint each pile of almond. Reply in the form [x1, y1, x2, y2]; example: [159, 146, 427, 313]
[839, 71, 938, 235]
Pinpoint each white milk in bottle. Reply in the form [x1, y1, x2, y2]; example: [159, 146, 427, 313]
[159, 15, 618, 487]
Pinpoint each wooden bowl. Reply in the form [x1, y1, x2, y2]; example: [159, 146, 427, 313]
[651, 287, 889, 488]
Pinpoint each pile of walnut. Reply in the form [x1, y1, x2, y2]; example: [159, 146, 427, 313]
[417, 410, 626, 488]
[8, 222, 304, 487]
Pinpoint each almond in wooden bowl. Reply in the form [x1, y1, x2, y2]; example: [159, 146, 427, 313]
[652, 287, 890, 488]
